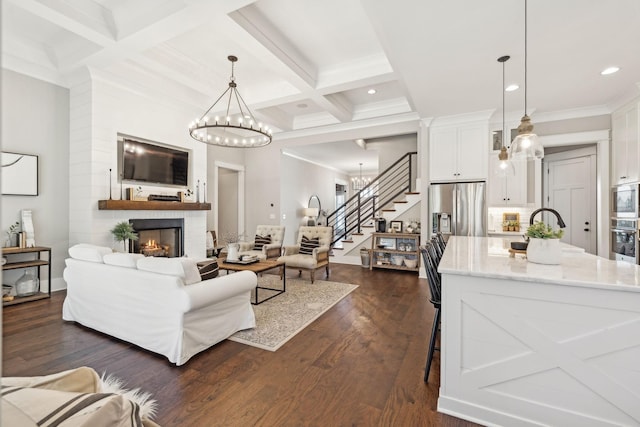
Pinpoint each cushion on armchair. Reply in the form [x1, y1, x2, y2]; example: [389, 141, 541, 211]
[253, 234, 271, 250]
[299, 235, 320, 255]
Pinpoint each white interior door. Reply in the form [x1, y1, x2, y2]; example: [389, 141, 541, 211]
[544, 148, 597, 254]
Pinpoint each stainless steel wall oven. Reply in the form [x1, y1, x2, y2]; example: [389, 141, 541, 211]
[612, 184, 639, 218]
[611, 217, 638, 264]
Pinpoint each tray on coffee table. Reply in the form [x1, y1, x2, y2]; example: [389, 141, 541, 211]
[223, 257, 259, 265]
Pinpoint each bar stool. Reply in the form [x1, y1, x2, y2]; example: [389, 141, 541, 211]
[420, 242, 442, 383]
[435, 232, 447, 254]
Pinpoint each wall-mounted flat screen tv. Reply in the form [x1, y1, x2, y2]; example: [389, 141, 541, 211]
[119, 137, 189, 187]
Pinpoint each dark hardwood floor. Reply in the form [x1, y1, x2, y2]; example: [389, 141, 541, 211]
[2, 264, 479, 427]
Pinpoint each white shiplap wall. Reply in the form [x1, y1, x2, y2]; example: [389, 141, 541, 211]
[69, 75, 208, 259]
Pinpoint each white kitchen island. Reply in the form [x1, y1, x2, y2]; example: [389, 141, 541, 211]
[437, 236, 640, 427]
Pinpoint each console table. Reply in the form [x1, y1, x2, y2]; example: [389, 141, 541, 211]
[2, 246, 51, 306]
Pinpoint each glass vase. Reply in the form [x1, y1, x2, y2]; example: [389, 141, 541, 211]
[15, 270, 40, 297]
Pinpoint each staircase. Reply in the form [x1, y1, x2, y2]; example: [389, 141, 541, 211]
[331, 191, 421, 265]
[326, 152, 422, 266]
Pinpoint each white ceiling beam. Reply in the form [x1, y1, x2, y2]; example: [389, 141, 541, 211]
[2, 51, 66, 87]
[16, 0, 260, 75]
[229, 4, 317, 89]
[313, 93, 353, 123]
[316, 53, 393, 91]
[7, 0, 116, 46]
[317, 71, 399, 96]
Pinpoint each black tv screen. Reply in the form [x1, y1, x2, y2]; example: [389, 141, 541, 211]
[121, 139, 188, 187]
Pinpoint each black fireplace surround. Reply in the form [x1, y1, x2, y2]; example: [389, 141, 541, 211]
[129, 218, 184, 257]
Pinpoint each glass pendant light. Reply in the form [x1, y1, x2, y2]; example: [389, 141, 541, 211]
[496, 55, 515, 177]
[509, 0, 544, 160]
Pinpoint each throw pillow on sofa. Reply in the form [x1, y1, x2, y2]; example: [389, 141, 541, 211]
[197, 259, 219, 280]
[68, 244, 113, 263]
[136, 257, 201, 285]
[103, 253, 145, 268]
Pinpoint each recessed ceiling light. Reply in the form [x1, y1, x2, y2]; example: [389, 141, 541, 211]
[296, 103, 308, 108]
[505, 84, 519, 92]
[367, 89, 377, 95]
[601, 66, 620, 75]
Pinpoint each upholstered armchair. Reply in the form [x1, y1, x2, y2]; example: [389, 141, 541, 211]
[278, 226, 333, 283]
[238, 225, 286, 260]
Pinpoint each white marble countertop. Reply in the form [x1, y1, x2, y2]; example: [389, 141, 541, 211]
[439, 236, 640, 292]
[486, 230, 525, 236]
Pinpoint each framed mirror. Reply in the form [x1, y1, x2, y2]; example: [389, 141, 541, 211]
[307, 195, 321, 225]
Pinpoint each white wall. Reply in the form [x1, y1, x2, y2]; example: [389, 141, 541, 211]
[243, 144, 282, 240]
[1, 69, 70, 291]
[366, 134, 417, 173]
[279, 154, 348, 245]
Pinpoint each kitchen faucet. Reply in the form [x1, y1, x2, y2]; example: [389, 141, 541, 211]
[529, 208, 566, 228]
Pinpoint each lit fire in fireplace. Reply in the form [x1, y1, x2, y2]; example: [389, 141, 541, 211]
[140, 239, 170, 257]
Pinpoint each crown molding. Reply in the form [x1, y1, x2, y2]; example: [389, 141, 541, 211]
[532, 105, 612, 123]
[276, 112, 420, 146]
[538, 130, 610, 147]
[281, 149, 347, 174]
[430, 109, 495, 127]
[352, 97, 412, 121]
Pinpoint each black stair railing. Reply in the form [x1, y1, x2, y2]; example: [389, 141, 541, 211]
[327, 152, 417, 246]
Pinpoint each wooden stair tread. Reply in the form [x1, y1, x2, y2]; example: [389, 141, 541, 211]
[394, 200, 408, 204]
[342, 240, 354, 244]
[382, 209, 396, 212]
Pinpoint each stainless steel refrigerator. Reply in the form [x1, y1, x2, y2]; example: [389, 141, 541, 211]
[429, 181, 486, 239]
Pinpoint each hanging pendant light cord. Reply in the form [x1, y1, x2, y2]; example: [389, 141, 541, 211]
[524, 0, 528, 116]
[502, 59, 506, 148]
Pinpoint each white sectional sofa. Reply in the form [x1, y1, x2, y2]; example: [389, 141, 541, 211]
[62, 244, 256, 365]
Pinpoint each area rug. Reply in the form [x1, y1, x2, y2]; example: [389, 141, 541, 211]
[228, 275, 358, 351]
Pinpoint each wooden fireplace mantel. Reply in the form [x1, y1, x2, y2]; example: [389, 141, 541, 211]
[98, 200, 211, 211]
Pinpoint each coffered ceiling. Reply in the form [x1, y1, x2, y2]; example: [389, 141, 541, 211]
[3, 0, 639, 173]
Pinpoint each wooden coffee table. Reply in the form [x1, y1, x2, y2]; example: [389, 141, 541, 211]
[217, 258, 285, 305]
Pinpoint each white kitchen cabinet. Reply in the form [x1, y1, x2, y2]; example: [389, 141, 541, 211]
[429, 123, 488, 181]
[611, 100, 639, 184]
[487, 155, 527, 206]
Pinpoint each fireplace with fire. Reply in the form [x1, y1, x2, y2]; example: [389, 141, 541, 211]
[129, 218, 184, 257]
